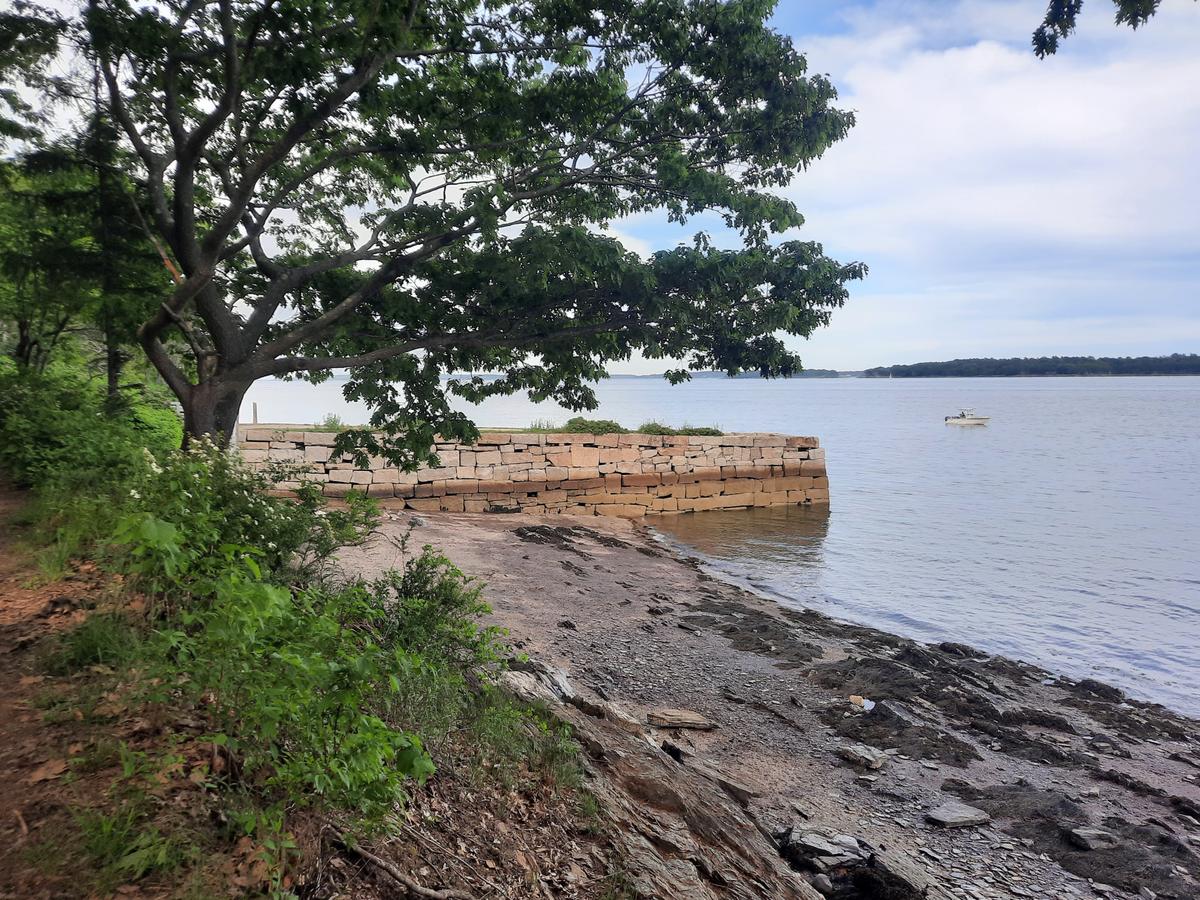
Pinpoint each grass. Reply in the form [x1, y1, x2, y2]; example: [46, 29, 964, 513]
[74, 803, 193, 891]
[42, 613, 141, 675]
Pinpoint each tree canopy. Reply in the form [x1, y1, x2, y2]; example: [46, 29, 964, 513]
[1, 0, 864, 465]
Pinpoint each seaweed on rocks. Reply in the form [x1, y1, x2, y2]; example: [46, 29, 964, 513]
[942, 778, 1200, 898]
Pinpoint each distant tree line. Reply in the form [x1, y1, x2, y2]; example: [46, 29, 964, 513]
[864, 355, 1200, 378]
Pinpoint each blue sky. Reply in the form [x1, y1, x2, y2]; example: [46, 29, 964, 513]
[609, 0, 1200, 371]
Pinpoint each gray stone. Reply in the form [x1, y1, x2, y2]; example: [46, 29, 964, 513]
[926, 801, 992, 828]
[1066, 827, 1118, 851]
[811, 874, 834, 896]
[837, 743, 888, 770]
[646, 708, 715, 730]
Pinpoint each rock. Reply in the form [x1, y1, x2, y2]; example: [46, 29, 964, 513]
[795, 832, 843, 857]
[872, 699, 924, 728]
[556, 703, 818, 899]
[646, 708, 715, 730]
[1065, 826, 1119, 850]
[810, 873, 834, 895]
[925, 801, 991, 828]
[837, 743, 888, 770]
[501, 658, 575, 704]
[557, 618, 577, 630]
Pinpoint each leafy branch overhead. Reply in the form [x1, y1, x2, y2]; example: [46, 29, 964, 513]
[5, 0, 865, 461]
[1033, 0, 1193, 56]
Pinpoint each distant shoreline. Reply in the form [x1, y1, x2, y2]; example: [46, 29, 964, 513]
[860, 372, 1200, 378]
[863, 353, 1200, 378]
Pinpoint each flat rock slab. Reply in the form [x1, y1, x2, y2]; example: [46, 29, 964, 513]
[647, 708, 716, 730]
[926, 801, 991, 828]
[837, 742, 888, 770]
[1066, 827, 1119, 851]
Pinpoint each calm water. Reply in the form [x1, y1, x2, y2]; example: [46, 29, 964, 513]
[242, 376, 1200, 714]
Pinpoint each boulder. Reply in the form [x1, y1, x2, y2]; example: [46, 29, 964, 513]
[836, 743, 888, 770]
[647, 708, 716, 730]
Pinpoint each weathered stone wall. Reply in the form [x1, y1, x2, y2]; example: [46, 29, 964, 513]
[237, 427, 829, 518]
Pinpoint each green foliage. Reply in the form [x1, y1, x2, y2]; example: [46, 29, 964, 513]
[0, 365, 180, 488]
[111, 442, 377, 593]
[561, 416, 627, 434]
[74, 803, 190, 889]
[1033, 0, 1191, 56]
[864, 354, 1200, 378]
[522, 416, 723, 436]
[43, 613, 141, 675]
[636, 421, 723, 437]
[6, 0, 864, 450]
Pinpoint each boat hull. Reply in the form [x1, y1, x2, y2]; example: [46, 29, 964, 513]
[945, 417, 990, 425]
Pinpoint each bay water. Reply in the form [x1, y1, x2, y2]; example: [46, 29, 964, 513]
[242, 375, 1200, 714]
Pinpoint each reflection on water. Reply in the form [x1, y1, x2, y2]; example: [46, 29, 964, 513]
[652, 504, 831, 571]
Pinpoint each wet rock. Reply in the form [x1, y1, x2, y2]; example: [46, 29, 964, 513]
[926, 801, 991, 828]
[646, 707, 715, 730]
[1067, 827, 1119, 851]
[836, 742, 888, 770]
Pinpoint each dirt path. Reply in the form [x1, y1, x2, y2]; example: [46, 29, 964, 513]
[344, 508, 1200, 900]
[0, 488, 109, 898]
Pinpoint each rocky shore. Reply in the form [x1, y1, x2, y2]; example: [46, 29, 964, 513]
[341, 509, 1200, 900]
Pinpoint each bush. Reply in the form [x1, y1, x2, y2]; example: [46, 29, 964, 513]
[0, 366, 180, 488]
[636, 420, 723, 436]
[111, 442, 378, 594]
[561, 416, 627, 434]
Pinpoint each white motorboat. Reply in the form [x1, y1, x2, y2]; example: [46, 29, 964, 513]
[945, 408, 990, 425]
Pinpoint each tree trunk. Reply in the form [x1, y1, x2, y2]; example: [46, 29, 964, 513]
[182, 378, 249, 449]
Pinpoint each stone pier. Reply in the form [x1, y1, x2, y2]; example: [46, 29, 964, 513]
[237, 428, 829, 518]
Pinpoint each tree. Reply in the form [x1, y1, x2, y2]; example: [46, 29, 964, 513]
[1033, 0, 1196, 56]
[0, 133, 169, 395]
[11, 0, 864, 463]
[0, 149, 98, 371]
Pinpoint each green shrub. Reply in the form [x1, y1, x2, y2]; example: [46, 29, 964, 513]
[112, 443, 378, 594]
[147, 548, 510, 818]
[0, 366, 180, 489]
[636, 420, 722, 436]
[562, 416, 627, 434]
[74, 803, 190, 888]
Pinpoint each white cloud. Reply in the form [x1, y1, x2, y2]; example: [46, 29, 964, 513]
[748, 0, 1200, 369]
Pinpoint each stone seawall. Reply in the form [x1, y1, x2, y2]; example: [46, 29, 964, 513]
[236, 427, 829, 518]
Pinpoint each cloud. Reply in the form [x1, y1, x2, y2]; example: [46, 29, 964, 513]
[614, 1, 1200, 370]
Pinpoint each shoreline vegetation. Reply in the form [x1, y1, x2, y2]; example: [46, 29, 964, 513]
[863, 354, 1200, 378]
[0, 361, 633, 897]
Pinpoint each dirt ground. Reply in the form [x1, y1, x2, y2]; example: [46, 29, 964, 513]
[341, 507, 1200, 900]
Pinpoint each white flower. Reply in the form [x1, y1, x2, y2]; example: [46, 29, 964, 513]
[129, 489, 141, 499]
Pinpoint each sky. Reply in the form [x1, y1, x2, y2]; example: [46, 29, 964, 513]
[610, 0, 1200, 372]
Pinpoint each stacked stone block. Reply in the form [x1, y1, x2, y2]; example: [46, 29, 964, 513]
[237, 428, 829, 518]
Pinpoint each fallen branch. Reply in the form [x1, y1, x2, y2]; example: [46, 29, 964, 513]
[331, 829, 476, 900]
